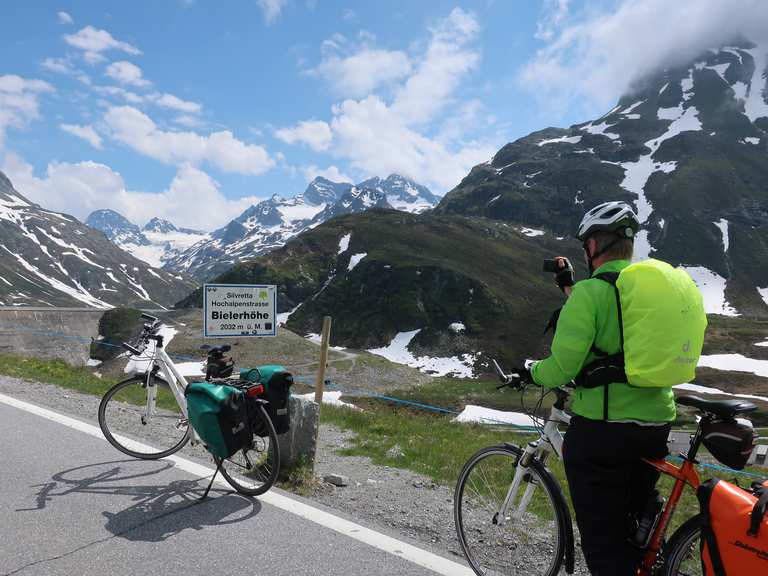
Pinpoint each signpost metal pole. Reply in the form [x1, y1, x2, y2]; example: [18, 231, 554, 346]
[314, 316, 332, 407]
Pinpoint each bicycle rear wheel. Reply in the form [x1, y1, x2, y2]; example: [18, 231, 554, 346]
[99, 375, 190, 459]
[661, 515, 703, 576]
[216, 404, 280, 496]
[455, 444, 567, 576]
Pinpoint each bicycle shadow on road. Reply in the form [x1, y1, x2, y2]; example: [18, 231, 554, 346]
[18, 458, 263, 542]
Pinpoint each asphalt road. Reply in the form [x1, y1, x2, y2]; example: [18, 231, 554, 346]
[0, 398, 471, 576]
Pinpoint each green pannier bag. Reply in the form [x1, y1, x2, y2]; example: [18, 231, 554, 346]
[582, 258, 707, 388]
[185, 382, 251, 458]
[240, 365, 293, 435]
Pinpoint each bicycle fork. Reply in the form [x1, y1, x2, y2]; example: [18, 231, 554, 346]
[495, 442, 542, 526]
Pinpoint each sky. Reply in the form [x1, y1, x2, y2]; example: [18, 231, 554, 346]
[1, 0, 766, 231]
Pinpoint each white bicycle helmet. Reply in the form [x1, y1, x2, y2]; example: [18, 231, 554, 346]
[577, 201, 640, 241]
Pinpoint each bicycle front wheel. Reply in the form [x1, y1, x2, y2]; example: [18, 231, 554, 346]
[216, 404, 280, 496]
[455, 444, 567, 576]
[99, 375, 190, 459]
[661, 514, 703, 576]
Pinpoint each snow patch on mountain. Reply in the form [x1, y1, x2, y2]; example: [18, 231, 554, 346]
[682, 266, 738, 316]
[537, 135, 582, 146]
[368, 329, 477, 378]
[743, 46, 768, 122]
[758, 287, 768, 308]
[347, 253, 367, 272]
[713, 219, 729, 252]
[338, 233, 351, 254]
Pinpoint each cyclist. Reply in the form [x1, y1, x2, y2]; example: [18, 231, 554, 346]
[525, 201, 675, 576]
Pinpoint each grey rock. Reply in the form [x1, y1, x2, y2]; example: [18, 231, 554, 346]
[277, 395, 319, 480]
[324, 474, 349, 487]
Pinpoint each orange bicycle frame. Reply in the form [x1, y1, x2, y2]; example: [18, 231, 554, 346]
[636, 457, 702, 575]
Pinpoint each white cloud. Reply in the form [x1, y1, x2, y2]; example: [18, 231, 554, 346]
[330, 95, 493, 191]
[535, 0, 570, 41]
[257, 0, 287, 24]
[60, 123, 103, 149]
[275, 120, 332, 151]
[103, 105, 274, 175]
[292, 8, 491, 193]
[152, 93, 201, 113]
[520, 0, 768, 113]
[174, 114, 205, 128]
[105, 61, 151, 88]
[2, 153, 263, 231]
[93, 85, 145, 104]
[40, 57, 75, 74]
[57, 11, 74, 25]
[0, 75, 55, 147]
[392, 7, 480, 125]
[63, 26, 142, 64]
[311, 46, 413, 97]
[302, 164, 353, 183]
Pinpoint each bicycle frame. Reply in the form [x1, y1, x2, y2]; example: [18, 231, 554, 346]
[136, 343, 200, 442]
[637, 452, 702, 574]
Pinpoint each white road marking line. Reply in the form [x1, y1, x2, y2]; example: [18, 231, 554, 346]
[0, 392, 474, 576]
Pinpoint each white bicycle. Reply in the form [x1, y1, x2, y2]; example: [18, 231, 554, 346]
[97, 313, 280, 496]
[454, 360, 577, 576]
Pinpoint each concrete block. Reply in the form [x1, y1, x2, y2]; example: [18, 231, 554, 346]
[277, 395, 319, 479]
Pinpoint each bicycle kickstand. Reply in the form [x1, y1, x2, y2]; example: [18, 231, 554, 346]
[200, 460, 223, 500]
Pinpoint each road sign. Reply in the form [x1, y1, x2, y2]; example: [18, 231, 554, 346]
[204, 284, 277, 338]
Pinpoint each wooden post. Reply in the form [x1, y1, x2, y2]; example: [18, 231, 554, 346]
[314, 316, 332, 406]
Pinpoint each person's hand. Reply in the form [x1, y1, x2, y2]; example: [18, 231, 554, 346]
[553, 256, 574, 293]
[506, 365, 532, 389]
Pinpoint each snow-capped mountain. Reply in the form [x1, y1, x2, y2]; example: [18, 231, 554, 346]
[437, 42, 768, 317]
[86, 209, 147, 247]
[164, 174, 433, 280]
[86, 210, 208, 268]
[358, 174, 441, 213]
[0, 172, 193, 308]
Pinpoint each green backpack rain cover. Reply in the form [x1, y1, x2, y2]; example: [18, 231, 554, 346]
[185, 382, 250, 458]
[608, 259, 707, 387]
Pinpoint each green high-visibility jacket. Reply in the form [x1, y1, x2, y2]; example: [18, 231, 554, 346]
[531, 259, 676, 423]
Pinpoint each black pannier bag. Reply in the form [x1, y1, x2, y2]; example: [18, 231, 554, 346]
[202, 344, 235, 380]
[701, 417, 758, 470]
[240, 365, 293, 435]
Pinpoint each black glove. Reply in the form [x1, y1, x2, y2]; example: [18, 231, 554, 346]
[553, 256, 574, 293]
[507, 365, 532, 389]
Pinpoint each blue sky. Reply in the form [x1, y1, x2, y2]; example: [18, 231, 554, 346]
[1, 0, 764, 230]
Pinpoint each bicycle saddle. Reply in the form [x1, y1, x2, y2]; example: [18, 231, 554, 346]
[677, 395, 757, 419]
[200, 344, 231, 353]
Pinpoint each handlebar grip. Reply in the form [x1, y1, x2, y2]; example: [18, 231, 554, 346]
[122, 342, 142, 356]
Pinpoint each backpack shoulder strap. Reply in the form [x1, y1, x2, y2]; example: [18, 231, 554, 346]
[593, 271, 620, 286]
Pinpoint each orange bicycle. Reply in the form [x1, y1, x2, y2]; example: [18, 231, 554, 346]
[454, 362, 758, 576]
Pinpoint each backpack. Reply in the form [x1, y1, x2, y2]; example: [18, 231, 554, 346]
[185, 382, 251, 458]
[240, 365, 293, 435]
[698, 478, 768, 575]
[577, 259, 707, 389]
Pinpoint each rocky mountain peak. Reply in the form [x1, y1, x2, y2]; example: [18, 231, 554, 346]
[304, 176, 353, 206]
[86, 209, 148, 246]
[143, 217, 178, 234]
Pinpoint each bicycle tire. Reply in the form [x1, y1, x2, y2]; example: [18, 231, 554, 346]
[455, 444, 568, 576]
[98, 375, 190, 460]
[661, 514, 703, 576]
[216, 403, 280, 496]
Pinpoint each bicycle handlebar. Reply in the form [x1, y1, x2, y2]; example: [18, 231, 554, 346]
[122, 342, 143, 356]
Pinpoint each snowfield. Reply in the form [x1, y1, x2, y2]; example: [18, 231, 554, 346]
[368, 330, 476, 378]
